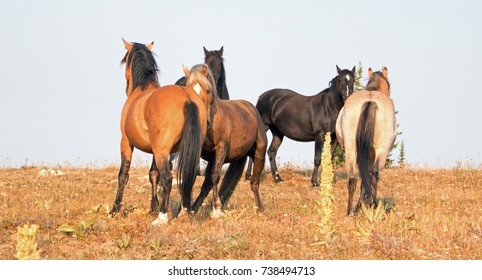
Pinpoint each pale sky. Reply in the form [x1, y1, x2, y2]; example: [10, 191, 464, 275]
[1, 0, 481, 168]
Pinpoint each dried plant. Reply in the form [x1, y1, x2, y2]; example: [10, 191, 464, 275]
[16, 224, 41, 260]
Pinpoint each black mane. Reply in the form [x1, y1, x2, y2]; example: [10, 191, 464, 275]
[121, 43, 159, 91]
[325, 76, 339, 92]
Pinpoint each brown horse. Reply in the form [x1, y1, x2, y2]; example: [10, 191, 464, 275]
[336, 67, 397, 215]
[109, 39, 209, 226]
[185, 64, 267, 217]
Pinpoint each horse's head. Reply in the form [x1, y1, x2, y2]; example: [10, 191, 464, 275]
[203, 46, 224, 83]
[120, 38, 158, 96]
[336, 65, 356, 102]
[183, 63, 217, 126]
[366, 67, 390, 95]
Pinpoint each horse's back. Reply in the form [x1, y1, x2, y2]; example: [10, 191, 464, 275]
[256, 88, 323, 140]
[216, 99, 264, 160]
[256, 88, 306, 116]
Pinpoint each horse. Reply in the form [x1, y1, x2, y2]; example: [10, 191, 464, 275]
[170, 47, 230, 172]
[184, 64, 267, 217]
[335, 66, 397, 215]
[175, 46, 230, 100]
[109, 39, 211, 226]
[246, 66, 356, 187]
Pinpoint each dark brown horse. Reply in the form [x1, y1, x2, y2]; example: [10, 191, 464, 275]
[247, 66, 355, 187]
[175, 47, 230, 100]
[109, 39, 209, 226]
[185, 64, 267, 217]
[336, 67, 397, 215]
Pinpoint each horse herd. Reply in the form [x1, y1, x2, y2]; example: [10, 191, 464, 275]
[109, 39, 397, 225]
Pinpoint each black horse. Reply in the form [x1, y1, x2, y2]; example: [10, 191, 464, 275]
[246, 66, 355, 187]
[175, 46, 230, 100]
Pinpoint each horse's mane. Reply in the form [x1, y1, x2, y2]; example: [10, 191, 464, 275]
[318, 76, 338, 94]
[121, 43, 159, 91]
[186, 64, 217, 97]
[366, 72, 390, 92]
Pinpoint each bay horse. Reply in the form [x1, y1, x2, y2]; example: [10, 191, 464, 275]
[247, 66, 355, 187]
[185, 64, 267, 217]
[335, 67, 397, 215]
[109, 39, 210, 226]
[175, 47, 230, 100]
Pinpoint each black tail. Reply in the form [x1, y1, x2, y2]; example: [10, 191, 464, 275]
[356, 101, 377, 203]
[219, 156, 248, 206]
[176, 101, 203, 212]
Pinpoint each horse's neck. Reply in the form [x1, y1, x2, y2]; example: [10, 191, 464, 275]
[316, 87, 344, 109]
[216, 69, 228, 98]
[378, 83, 390, 96]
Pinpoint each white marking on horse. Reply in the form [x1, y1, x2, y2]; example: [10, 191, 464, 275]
[151, 212, 169, 226]
[346, 75, 350, 81]
[346, 85, 350, 97]
[193, 83, 202, 95]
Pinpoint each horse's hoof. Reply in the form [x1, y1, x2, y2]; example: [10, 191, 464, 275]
[211, 208, 224, 219]
[274, 175, 284, 183]
[151, 212, 169, 226]
[311, 183, 320, 188]
[108, 205, 121, 218]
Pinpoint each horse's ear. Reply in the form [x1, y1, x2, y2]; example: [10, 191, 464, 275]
[122, 38, 132, 51]
[368, 67, 373, 78]
[201, 64, 208, 75]
[219, 46, 224, 55]
[182, 64, 191, 78]
[382, 67, 388, 78]
[146, 41, 154, 51]
[336, 65, 342, 74]
[203, 46, 209, 56]
[351, 66, 356, 74]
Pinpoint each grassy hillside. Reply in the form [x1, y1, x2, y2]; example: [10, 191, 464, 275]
[1, 164, 480, 260]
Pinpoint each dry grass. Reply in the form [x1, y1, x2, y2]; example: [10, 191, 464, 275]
[0, 164, 481, 260]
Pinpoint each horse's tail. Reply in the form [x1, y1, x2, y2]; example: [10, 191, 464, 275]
[356, 101, 377, 202]
[176, 101, 202, 212]
[219, 156, 248, 206]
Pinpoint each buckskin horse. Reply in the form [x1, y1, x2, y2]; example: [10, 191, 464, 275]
[336, 67, 397, 215]
[110, 39, 210, 226]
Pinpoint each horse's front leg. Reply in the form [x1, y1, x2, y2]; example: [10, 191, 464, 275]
[109, 139, 133, 217]
[311, 135, 324, 187]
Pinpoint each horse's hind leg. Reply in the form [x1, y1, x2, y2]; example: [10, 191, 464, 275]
[109, 140, 133, 216]
[346, 155, 358, 215]
[192, 160, 214, 213]
[151, 152, 173, 225]
[149, 157, 159, 214]
[268, 127, 284, 183]
[245, 158, 253, 181]
[250, 148, 266, 212]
